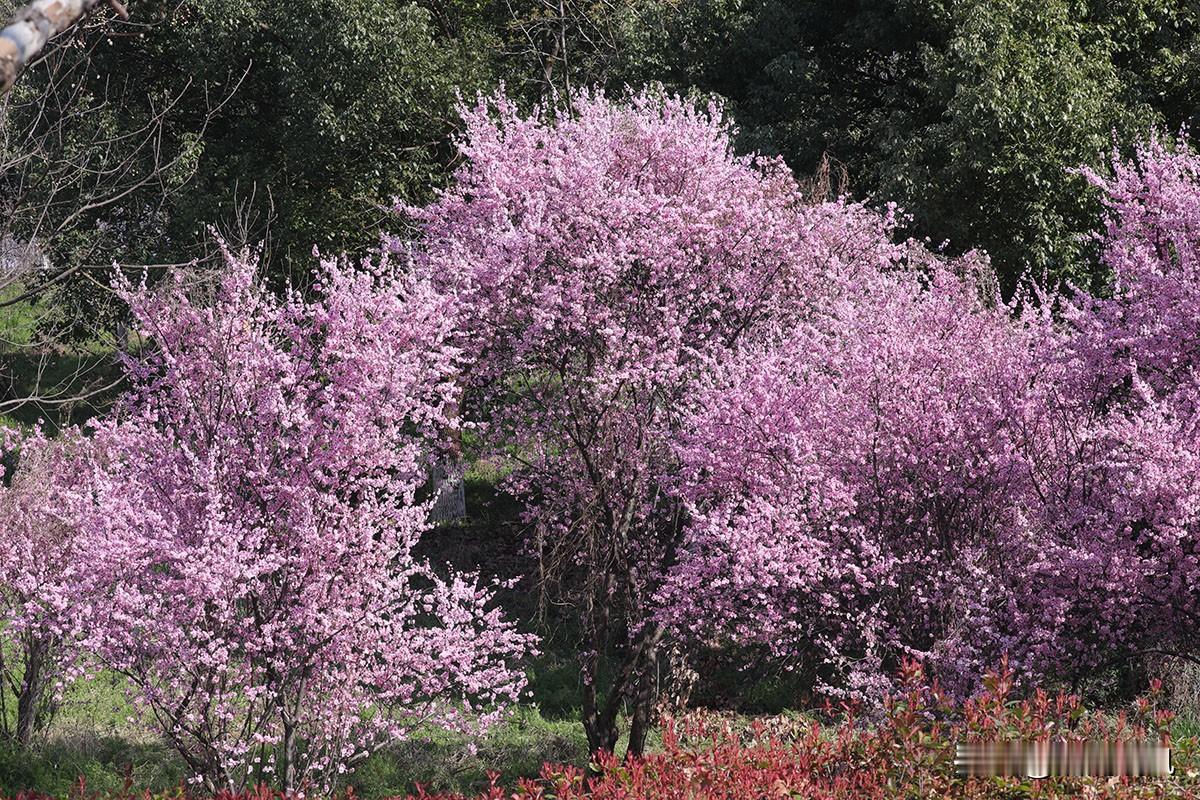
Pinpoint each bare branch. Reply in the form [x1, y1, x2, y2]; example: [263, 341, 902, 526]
[0, 14, 247, 424]
[0, 0, 126, 94]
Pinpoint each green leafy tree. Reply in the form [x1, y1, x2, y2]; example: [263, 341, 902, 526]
[2, 0, 505, 424]
[100, 0, 503, 276]
[622, 0, 1200, 289]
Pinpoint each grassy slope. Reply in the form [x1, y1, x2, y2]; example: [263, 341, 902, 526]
[0, 642, 600, 797]
[0, 710, 592, 799]
[0, 290, 127, 430]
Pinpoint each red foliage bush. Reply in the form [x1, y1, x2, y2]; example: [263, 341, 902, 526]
[411, 662, 1197, 800]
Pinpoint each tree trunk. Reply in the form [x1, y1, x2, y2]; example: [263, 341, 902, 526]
[582, 701, 620, 757]
[279, 710, 298, 793]
[625, 645, 661, 759]
[0, 0, 128, 93]
[15, 635, 48, 747]
[579, 622, 668, 762]
[581, 644, 620, 758]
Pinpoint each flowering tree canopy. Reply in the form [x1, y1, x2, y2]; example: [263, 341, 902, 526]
[656, 255, 1075, 698]
[1053, 135, 1200, 675]
[405, 87, 935, 752]
[661, 132, 1200, 699]
[0, 427, 91, 745]
[1069, 135, 1200, 402]
[64, 250, 534, 792]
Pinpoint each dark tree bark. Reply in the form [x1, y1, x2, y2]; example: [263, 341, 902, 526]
[0, 630, 59, 747]
[14, 634, 48, 746]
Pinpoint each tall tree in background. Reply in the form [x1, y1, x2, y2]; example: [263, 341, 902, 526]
[620, 0, 1200, 290]
[499, 0, 649, 99]
[0, 0, 234, 427]
[1, 0, 506, 426]
[57, 0, 504, 280]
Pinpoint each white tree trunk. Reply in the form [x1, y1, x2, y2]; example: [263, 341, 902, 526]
[0, 0, 126, 93]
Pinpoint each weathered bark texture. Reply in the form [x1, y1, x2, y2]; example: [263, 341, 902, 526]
[0, 0, 126, 93]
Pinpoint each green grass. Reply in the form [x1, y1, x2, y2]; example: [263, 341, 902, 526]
[0, 737, 184, 797]
[0, 284, 128, 430]
[0, 291, 41, 350]
[0, 704, 593, 798]
[1174, 714, 1200, 740]
[0, 631, 594, 797]
[352, 707, 589, 798]
[0, 660, 181, 794]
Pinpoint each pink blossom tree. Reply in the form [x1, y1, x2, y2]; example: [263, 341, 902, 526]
[64, 249, 534, 792]
[1070, 134, 1200, 403]
[656, 257, 1078, 698]
[0, 426, 90, 745]
[404, 88, 918, 754]
[657, 133, 1200, 698]
[1048, 134, 1200, 676]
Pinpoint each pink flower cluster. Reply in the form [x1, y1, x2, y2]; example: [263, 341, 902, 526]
[408, 89, 1200, 710]
[0, 250, 534, 791]
[6, 88, 1200, 786]
[658, 252, 1068, 698]
[0, 427, 93, 743]
[664, 132, 1200, 699]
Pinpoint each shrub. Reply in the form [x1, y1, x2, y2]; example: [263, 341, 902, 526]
[410, 662, 1186, 800]
[657, 257, 1066, 699]
[55, 249, 534, 792]
[659, 132, 1200, 698]
[0, 428, 92, 745]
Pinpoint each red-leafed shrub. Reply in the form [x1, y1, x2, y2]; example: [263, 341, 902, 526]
[408, 661, 1197, 800]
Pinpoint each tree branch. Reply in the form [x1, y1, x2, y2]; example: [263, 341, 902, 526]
[0, 0, 126, 93]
